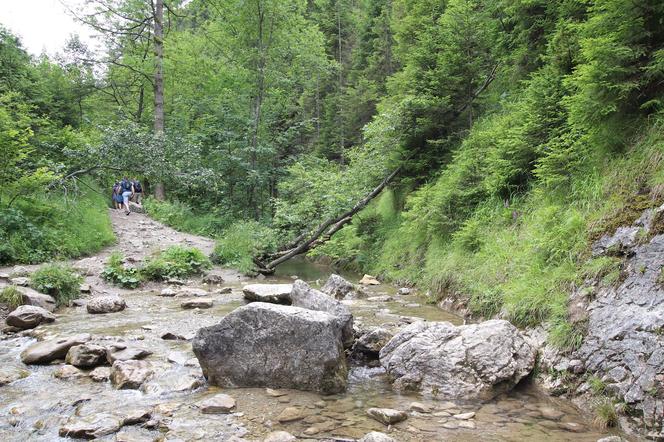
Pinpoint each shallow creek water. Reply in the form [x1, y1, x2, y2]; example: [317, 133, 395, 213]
[0, 215, 621, 441]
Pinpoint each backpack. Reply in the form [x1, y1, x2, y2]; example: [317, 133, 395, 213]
[121, 180, 132, 192]
[133, 181, 142, 192]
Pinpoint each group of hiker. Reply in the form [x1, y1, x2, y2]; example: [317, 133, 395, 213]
[111, 177, 143, 215]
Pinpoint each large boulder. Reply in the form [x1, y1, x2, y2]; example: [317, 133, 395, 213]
[86, 295, 126, 314]
[21, 334, 91, 365]
[6, 305, 55, 329]
[192, 302, 347, 394]
[321, 274, 356, 300]
[380, 320, 536, 400]
[17, 287, 56, 312]
[66, 343, 107, 368]
[242, 284, 292, 304]
[290, 280, 354, 348]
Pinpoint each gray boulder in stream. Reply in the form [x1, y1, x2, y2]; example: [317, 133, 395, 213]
[321, 274, 356, 299]
[21, 334, 91, 365]
[192, 302, 348, 394]
[290, 280, 354, 348]
[380, 319, 536, 400]
[6, 305, 55, 329]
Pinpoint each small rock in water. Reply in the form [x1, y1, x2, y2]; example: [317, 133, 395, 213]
[397, 287, 412, 295]
[160, 331, 192, 341]
[359, 274, 380, 285]
[199, 394, 236, 414]
[53, 365, 85, 379]
[6, 305, 55, 329]
[177, 287, 209, 297]
[558, 421, 586, 432]
[359, 431, 398, 442]
[367, 295, 392, 302]
[202, 272, 225, 285]
[167, 351, 188, 365]
[110, 360, 153, 389]
[86, 295, 126, 314]
[276, 406, 304, 423]
[453, 412, 475, 420]
[0, 367, 29, 386]
[264, 431, 296, 442]
[66, 343, 107, 368]
[265, 388, 287, 397]
[216, 287, 233, 294]
[21, 334, 91, 365]
[409, 402, 432, 413]
[457, 420, 476, 429]
[120, 408, 152, 425]
[89, 366, 111, 382]
[181, 298, 213, 309]
[159, 287, 177, 297]
[59, 413, 122, 439]
[107, 345, 152, 363]
[538, 406, 565, 421]
[366, 408, 408, 425]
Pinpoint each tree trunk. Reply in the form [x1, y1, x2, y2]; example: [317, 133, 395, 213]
[249, 0, 266, 219]
[153, 0, 166, 201]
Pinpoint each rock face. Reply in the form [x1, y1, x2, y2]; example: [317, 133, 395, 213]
[66, 344, 107, 368]
[21, 334, 91, 365]
[17, 287, 56, 312]
[6, 305, 55, 329]
[380, 320, 536, 400]
[321, 274, 355, 299]
[242, 284, 292, 304]
[290, 280, 354, 348]
[192, 302, 347, 394]
[543, 206, 664, 431]
[86, 295, 126, 314]
[110, 360, 153, 389]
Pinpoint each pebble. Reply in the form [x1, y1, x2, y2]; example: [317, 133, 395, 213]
[276, 407, 304, 423]
[409, 402, 432, 413]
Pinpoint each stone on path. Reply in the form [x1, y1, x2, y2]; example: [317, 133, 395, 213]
[321, 274, 356, 299]
[199, 394, 236, 414]
[192, 302, 347, 394]
[110, 360, 153, 389]
[366, 408, 408, 425]
[380, 319, 536, 400]
[359, 432, 397, 442]
[21, 334, 91, 365]
[242, 284, 292, 304]
[6, 305, 55, 329]
[181, 298, 213, 309]
[86, 295, 126, 314]
[359, 274, 380, 285]
[66, 343, 107, 368]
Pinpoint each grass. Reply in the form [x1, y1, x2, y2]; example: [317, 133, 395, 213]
[101, 251, 143, 288]
[142, 245, 212, 281]
[0, 181, 114, 265]
[212, 221, 279, 274]
[143, 198, 229, 237]
[0, 286, 24, 309]
[592, 398, 619, 430]
[30, 263, 82, 306]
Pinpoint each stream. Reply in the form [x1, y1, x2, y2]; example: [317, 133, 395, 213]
[0, 212, 620, 441]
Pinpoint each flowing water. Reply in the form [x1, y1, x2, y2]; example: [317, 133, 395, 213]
[0, 212, 622, 441]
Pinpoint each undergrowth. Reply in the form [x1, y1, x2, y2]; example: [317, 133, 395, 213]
[30, 264, 82, 306]
[101, 252, 142, 288]
[0, 286, 24, 309]
[212, 221, 279, 274]
[142, 245, 212, 281]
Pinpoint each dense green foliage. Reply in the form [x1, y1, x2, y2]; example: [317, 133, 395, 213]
[101, 251, 142, 288]
[30, 264, 83, 306]
[212, 221, 280, 274]
[0, 286, 24, 309]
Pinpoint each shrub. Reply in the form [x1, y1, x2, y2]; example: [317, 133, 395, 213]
[212, 221, 279, 274]
[30, 264, 82, 306]
[101, 252, 142, 289]
[0, 286, 23, 309]
[142, 245, 211, 281]
[143, 198, 231, 237]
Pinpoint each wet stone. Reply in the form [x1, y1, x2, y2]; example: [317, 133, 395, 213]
[121, 408, 152, 426]
[107, 345, 152, 363]
[457, 420, 476, 429]
[21, 333, 91, 365]
[366, 408, 408, 425]
[358, 431, 397, 442]
[558, 421, 586, 432]
[276, 406, 305, 423]
[86, 295, 126, 314]
[453, 412, 475, 420]
[0, 367, 29, 386]
[409, 402, 432, 413]
[66, 343, 107, 368]
[264, 431, 296, 442]
[89, 366, 111, 382]
[6, 305, 55, 329]
[266, 388, 287, 397]
[181, 298, 213, 309]
[159, 287, 177, 297]
[53, 364, 85, 379]
[199, 394, 236, 414]
[110, 360, 153, 389]
[59, 413, 122, 439]
[539, 406, 565, 421]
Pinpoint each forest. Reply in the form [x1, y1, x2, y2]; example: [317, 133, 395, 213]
[2, 0, 664, 352]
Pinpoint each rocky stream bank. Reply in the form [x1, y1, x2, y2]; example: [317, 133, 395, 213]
[0, 210, 629, 441]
